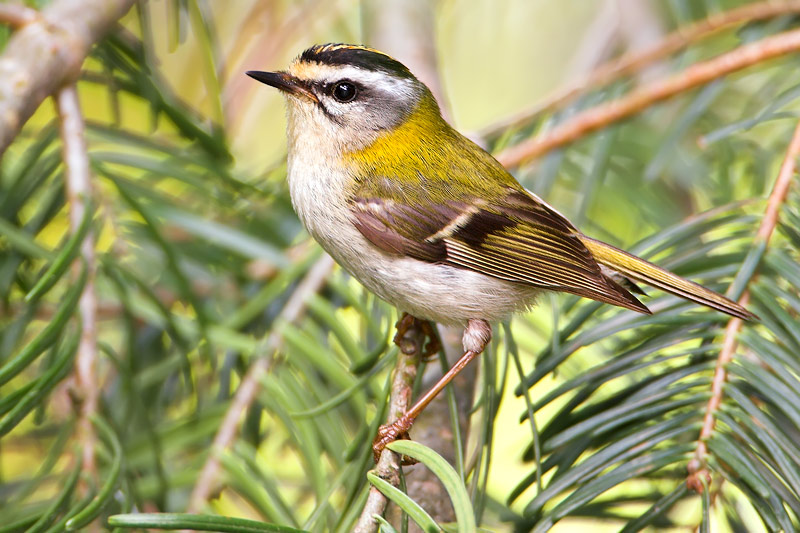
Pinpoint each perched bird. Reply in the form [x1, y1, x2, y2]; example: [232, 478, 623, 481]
[247, 43, 754, 458]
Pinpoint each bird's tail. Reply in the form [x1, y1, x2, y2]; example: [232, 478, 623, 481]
[579, 236, 755, 320]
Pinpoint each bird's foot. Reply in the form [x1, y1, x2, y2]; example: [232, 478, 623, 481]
[393, 312, 440, 360]
[392, 312, 416, 354]
[372, 414, 417, 464]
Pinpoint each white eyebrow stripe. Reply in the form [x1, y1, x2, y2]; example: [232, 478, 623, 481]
[290, 63, 417, 97]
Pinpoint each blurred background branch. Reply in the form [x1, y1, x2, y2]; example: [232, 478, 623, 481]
[484, 0, 800, 137]
[496, 25, 800, 167]
[0, 0, 135, 155]
[0, 4, 37, 28]
[55, 83, 98, 478]
[188, 253, 334, 512]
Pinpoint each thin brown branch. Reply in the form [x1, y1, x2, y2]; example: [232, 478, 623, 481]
[56, 84, 98, 476]
[495, 27, 800, 168]
[483, 0, 800, 138]
[0, 3, 38, 28]
[687, 119, 800, 491]
[0, 0, 135, 156]
[354, 320, 425, 533]
[187, 254, 335, 512]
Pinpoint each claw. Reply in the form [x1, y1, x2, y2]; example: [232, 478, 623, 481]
[372, 414, 416, 464]
[393, 313, 440, 359]
[393, 313, 418, 354]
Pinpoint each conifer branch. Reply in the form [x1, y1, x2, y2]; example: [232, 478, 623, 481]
[0, 0, 135, 156]
[188, 254, 335, 512]
[484, 0, 800, 138]
[687, 119, 800, 491]
[496, 26, 800, 168]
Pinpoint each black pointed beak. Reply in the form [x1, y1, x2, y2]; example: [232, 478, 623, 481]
[246, 71, 318, 102]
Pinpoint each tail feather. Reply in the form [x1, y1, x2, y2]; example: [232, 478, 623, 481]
[580, 236, 756, 321]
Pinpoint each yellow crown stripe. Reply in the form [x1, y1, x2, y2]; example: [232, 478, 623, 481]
[313, 44, 399, 62]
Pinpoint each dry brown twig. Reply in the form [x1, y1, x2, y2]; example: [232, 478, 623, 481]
[56, 84, 98, 476]
[496, 26, 800, 168]
[484, 0, 800, 138]
[687, 119, 800, 492]
[188, 254, 336, 512]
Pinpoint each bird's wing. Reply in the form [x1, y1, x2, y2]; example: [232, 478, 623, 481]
[350, 186, 650, 314]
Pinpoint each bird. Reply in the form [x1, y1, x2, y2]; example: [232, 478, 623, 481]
[247, 43, 754, 459]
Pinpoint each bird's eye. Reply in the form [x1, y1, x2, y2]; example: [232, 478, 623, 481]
[331, 81, 357, 103]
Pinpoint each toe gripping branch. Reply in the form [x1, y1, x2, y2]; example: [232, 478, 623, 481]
[392, 312, 441, 359]
[373, 316, 491, 461]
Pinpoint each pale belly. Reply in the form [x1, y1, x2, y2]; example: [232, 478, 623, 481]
[327, 245, 538, 326]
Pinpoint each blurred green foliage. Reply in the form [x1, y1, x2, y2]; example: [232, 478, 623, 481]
[1, 0, 800, 532]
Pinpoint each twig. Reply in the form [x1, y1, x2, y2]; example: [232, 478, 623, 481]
[0, 3, 38, 28]
[353, 320, 425, 533]
[483, 0, 800, 138]
[687, 119, 800, 491]
[495, 26, 800, 168]
[56, 84, 98, 476]
[187, 254, 335, 512]
[0, 0, 135, 156]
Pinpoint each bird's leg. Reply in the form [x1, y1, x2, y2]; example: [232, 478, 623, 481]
[373, 318, 492, 461]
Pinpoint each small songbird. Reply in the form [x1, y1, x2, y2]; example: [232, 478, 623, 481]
[247, 44, 754, 458]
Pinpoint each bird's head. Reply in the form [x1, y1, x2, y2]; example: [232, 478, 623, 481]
[247, 44, 441, 153]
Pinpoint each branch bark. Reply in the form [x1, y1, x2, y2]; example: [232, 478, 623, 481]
[0, 3, 38, 28]
[0, 0, 135, 156]
[56, 84, 98, 477]
[496, 27, 800, 168]
[353, 320, 426, 533]
[687, 119, 800, 491]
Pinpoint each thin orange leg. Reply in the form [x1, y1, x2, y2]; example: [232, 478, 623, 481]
[373, 318, 491, 461]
